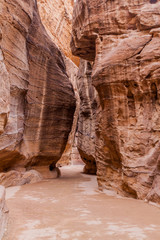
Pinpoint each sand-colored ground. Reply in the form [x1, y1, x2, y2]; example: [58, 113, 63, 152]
[3, 165, 160, 240]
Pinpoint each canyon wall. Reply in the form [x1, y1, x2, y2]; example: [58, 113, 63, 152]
[0, 0, 76, 171]
[58, 57, 81, 166]
[37, 0, 81, 166]
[71, 0, 160, 203]
[76, 59, 97, 174]
[37, 0, 79, 65]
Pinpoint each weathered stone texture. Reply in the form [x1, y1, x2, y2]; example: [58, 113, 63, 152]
[76, 59, 97, 174]
[0, 166, 60, 188]
[71, 0, 160, 202]
[0, 0, 76, 171]
[0, 0, 33, 171]
[0, 169, 42, 188]
[58, 57, 81, 166]
[37, 0, 79, 65]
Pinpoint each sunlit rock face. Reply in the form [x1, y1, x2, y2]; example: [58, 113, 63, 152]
[76, 59, 97, 174]
[37, 0, 79, 65]
[0, 0, 76, 171]
[71, 0, 160, 202]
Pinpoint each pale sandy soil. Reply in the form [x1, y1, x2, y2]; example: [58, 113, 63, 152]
[3, 165, 160, 240]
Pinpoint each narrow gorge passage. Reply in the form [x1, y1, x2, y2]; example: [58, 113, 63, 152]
[3, 165, 160, 240]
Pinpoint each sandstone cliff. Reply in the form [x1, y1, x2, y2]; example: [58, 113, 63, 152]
[58, 57, 81, 166]
[37, 0, 79, 65]
[76, 59, 97, 174]
[0, 0, 76, 171]
[71, 0, 160, 203]
[37, 0, 81, 166]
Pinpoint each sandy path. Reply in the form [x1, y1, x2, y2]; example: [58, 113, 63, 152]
[3, 165, 160, 240]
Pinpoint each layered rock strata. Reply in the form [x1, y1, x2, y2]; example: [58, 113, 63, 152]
[71, 0, 160, 202]
[76, 59, 97, 174]
[37, 0, 79, 65]
[0, 0, 76, 171]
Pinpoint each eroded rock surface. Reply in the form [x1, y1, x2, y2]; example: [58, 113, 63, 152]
[0, 170, 42, 188]
[71, 0, 160, 202]
[58, 57, 81, 166]
[0, 0, 76, 171]
[37, 0, 79, 65]
[0, 166, 61, 188]
[76, 59, 97, 174]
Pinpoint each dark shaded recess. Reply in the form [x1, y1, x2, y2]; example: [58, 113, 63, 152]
[81, 110, 91, 118]
[26, 156, 59, 167]
[156, 160, 160, 173]
[103, 136, 122, 169]
[151, 83, 158, 103]
[78, 148, 97, 175]
[122, 182, 138, 199]
[0, 150, 25, 172]
[70, 35, 96, 61]
[49, 165, 54, 171]
[146, 73, 151, 79]
[150, 0, 157, 4]
[124, 80, 129, 88]
[91, 99, 97, 110]
[87, 61, 92, 70]
[80, 95, 84, 101]
[127, 90, 136, 118]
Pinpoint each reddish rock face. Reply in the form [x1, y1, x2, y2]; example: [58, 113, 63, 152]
[37, 0, 79, 66]
[71, 0, 160, 202]
[76, 59, 97, 174]
[0, 0, 76, 170]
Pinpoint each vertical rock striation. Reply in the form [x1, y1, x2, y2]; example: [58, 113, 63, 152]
[0, 0, 76, 170]
[71, 0, 160, 202]
[76, 59, 97, 174]
[0, 0, 33, 170]
[37, 0, 79, 65]
[58, 57, 80, 166]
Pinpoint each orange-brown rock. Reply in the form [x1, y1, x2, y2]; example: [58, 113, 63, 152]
[58, 57, 81, 166]
[76, 59, 97, 174]
[0, 0, 76, 171]
[37, 0, 79, 65]
[71, 0, 160, 202]
[0, 169, 43, 188]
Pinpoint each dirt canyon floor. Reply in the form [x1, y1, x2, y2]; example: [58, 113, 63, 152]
[2, 165, 160, 240]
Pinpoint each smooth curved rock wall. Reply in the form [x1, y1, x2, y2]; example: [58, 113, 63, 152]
[0, 0, 76, 171]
